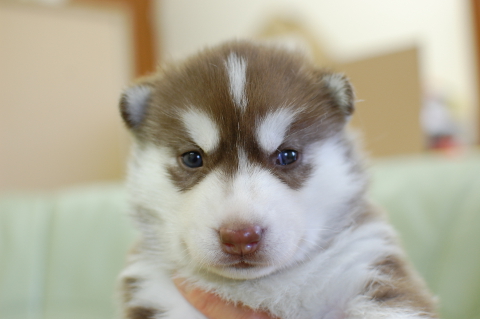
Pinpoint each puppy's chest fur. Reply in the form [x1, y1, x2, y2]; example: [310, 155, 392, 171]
[118, 41, 437, 319]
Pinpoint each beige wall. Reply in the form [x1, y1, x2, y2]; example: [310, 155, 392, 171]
[0, 3, 133, 191]
[342, 49, 424, 157]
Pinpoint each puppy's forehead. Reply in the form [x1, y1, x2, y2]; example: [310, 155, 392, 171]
[146, 43, 336, 156]
[175, 51, 249, 153]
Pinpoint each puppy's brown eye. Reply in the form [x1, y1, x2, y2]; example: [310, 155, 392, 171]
[181, 151, 203, 168]
[276, 150, 298, 166]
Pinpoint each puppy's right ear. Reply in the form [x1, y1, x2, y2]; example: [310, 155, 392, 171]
[119, 84, 152, 129]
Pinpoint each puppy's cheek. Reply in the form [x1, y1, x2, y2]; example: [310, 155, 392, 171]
[173, 172, 228, 264]
[252, 191, 305, 264]
[289, 138, 368, 258]
[127, 145, 179, 211]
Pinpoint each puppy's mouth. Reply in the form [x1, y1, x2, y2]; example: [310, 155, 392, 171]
[210, 258, 277, 280]
[219, 257, 268, 270]
[230, 261, 256, 269]
[219, 253, 266, 267]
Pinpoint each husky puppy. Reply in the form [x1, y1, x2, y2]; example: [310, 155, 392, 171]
[118, 41, 437, 319]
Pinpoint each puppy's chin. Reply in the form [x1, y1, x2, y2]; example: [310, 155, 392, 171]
[207, 263, 279, 280]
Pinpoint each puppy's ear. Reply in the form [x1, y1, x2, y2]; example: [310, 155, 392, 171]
[320, 72, 355, 117]
[119, 84, 152, 129]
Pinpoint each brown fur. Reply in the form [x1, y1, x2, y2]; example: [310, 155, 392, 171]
[121, 276, 141, 304]
[366, 255, 438, 317]
[125, 306, 158, 319]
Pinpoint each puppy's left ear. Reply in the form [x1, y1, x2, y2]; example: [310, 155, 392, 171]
[320, 72, 355, 117]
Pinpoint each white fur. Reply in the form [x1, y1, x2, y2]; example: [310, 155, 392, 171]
[346, 297, 430, 319]
[296, 137, 367, 256]
[256, 108, 297, 153]
[180, 109, 220, 152]
[126, 144, 179, 215]
[123, 85, 151, 125]
[225, 53, 247, 110]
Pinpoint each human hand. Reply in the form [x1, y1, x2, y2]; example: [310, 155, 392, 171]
[173, 277, 276, 319]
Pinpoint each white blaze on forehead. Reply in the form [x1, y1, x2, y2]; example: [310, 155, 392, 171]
[256, 108, 297, 153]
[181, 109, 220, 152]
[225, 52, 247, 110]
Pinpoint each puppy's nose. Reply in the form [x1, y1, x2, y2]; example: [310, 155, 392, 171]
[219, 225, 263, 256]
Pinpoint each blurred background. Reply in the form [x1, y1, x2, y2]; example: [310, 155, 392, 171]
[1, 1, 480, 319]
[1, 0, 479, 190]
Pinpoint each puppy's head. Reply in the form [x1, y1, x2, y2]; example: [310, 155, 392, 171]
[120, 41, 366, 280]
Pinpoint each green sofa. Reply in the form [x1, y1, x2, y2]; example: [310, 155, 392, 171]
[1, 152, 480, 319]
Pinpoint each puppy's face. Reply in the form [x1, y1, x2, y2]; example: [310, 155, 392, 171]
[121, 42, 365, 280]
